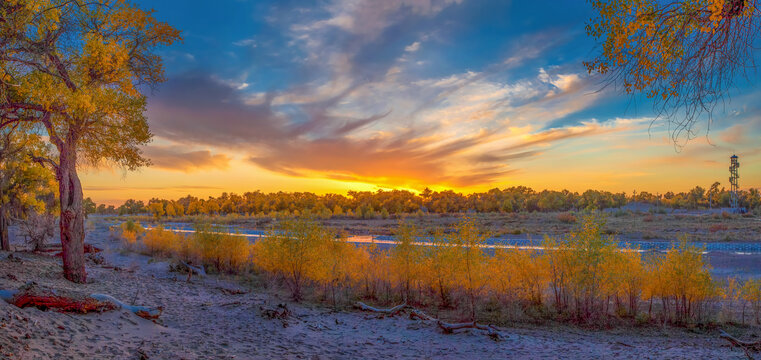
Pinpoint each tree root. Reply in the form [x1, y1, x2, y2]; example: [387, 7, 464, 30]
[354, 301, 506, 340]
[53, 243, 102, 257]
[720, 329, 761, 360]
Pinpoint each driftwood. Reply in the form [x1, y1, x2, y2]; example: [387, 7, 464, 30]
[354, 301, 505, 340]
[260, 303, 291, 319]
[218, 287, 248, 295]
[720, 329, 761, 359]
[90, 294, 163, 320]
[177, 261, 206, 282]
[260, 303, 292, 328]
[354, 301, 409, 316]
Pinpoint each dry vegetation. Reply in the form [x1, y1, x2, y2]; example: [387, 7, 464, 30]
[115, 214, 761, 328]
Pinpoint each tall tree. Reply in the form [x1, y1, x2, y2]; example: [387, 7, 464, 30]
[0, 124, 54, 250]
[0, 1, 180, 282]
[585, 0, 760, 143]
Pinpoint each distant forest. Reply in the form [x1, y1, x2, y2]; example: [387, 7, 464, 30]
[92, 184, 761, 218]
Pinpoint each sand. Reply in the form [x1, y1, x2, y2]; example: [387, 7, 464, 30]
[0, 221, 750, 359]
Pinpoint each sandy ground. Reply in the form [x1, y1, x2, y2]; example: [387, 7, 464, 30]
[0, 222, 752, 359]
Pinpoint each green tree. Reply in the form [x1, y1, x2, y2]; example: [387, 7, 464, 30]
[0, 1, 180, 282]
[83, 197, 96, 218]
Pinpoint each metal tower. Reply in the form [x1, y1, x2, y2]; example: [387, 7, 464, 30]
[729, 154, 739, 210]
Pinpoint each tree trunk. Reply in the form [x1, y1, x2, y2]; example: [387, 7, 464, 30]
[57, 144, 86, 283]
[0, 204, 9, 251]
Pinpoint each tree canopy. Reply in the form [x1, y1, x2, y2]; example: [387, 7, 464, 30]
[585, 0, 760, 143]
[0, 0, 180, 282]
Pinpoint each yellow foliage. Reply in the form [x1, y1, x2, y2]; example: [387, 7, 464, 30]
[252, 219, 333, 300]
[742, 279, 761, 324]
[115, 213, 734, 325]
[643, 238, 719, 323]
[119, 220, 144, 245]
[390, 222, 424, 302]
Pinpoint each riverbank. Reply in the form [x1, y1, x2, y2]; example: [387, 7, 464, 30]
[0, 220, 753, 359]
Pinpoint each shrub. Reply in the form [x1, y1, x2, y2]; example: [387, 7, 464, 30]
[17, 211, 56, 251]
[422, 229, 460, 307]
[253, 219, 333, 300]
[556, 212, 577, 224]
[390, 221, 424, 302]
[193, 223, 251, 273]
[451, 217, 488, 322]
[143, 226, 186, 257]
[643, 239, 719, 324]
[742, 279, 761, 324]
[120, 220, 144, 245]
[708, 224, 728, 233]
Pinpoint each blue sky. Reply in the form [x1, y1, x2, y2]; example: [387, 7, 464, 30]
[83, 0, 761, 204]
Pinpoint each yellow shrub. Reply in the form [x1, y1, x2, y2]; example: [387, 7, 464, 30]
[119, 220, 144, 245]
[742, 279, 761, 324]
[450, 217, 488, 321]
[644, 238, 718, 323]
[252, 219, 332, 300]
[421, 229, 460, 307]
[143, 226, 183, 256]
[490, 246, 547, 306]
[192, 224, 252, 273]
[390, 221, 424, 302]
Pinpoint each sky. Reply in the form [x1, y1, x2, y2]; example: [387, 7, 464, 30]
[80, 0, 761, 205]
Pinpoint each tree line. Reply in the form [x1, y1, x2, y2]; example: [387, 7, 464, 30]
[96, 184, 761, 218]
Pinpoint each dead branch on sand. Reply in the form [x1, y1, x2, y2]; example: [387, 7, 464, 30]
[354, 301, 506, 340]
[218, 287, 248, 295]
[90, 294, 163, 320]
[720, 329, 761, 360]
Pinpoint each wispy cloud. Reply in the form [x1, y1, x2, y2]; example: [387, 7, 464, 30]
[143, 145, 231, 172]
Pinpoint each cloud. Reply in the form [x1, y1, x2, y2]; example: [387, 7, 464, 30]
[145, 4, 625, 190]
[720, 124, 747, 144]
[404, 41, 421, 52]
[84, 185, 222, 192]
[143, 145, 231, 172]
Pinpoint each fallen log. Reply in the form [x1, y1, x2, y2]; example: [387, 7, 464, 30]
[177, 261, 206, 282]
[409, 308, 437, 321]
[437, 320, 489, 333]
[218, 287, 248, 295]
[0, 285, 116, 314]
[260, 303, 291, 320]
[14, 293, 116, 313]
[0, 284, 161, 320]
[354, 302, 408, 316]
[720, 329, 761, 360]
[90, 294, 163, 320]
[354, 301, 505, 340]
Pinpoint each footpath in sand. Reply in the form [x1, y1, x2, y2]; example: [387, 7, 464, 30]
[0, 222, 746, 359]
